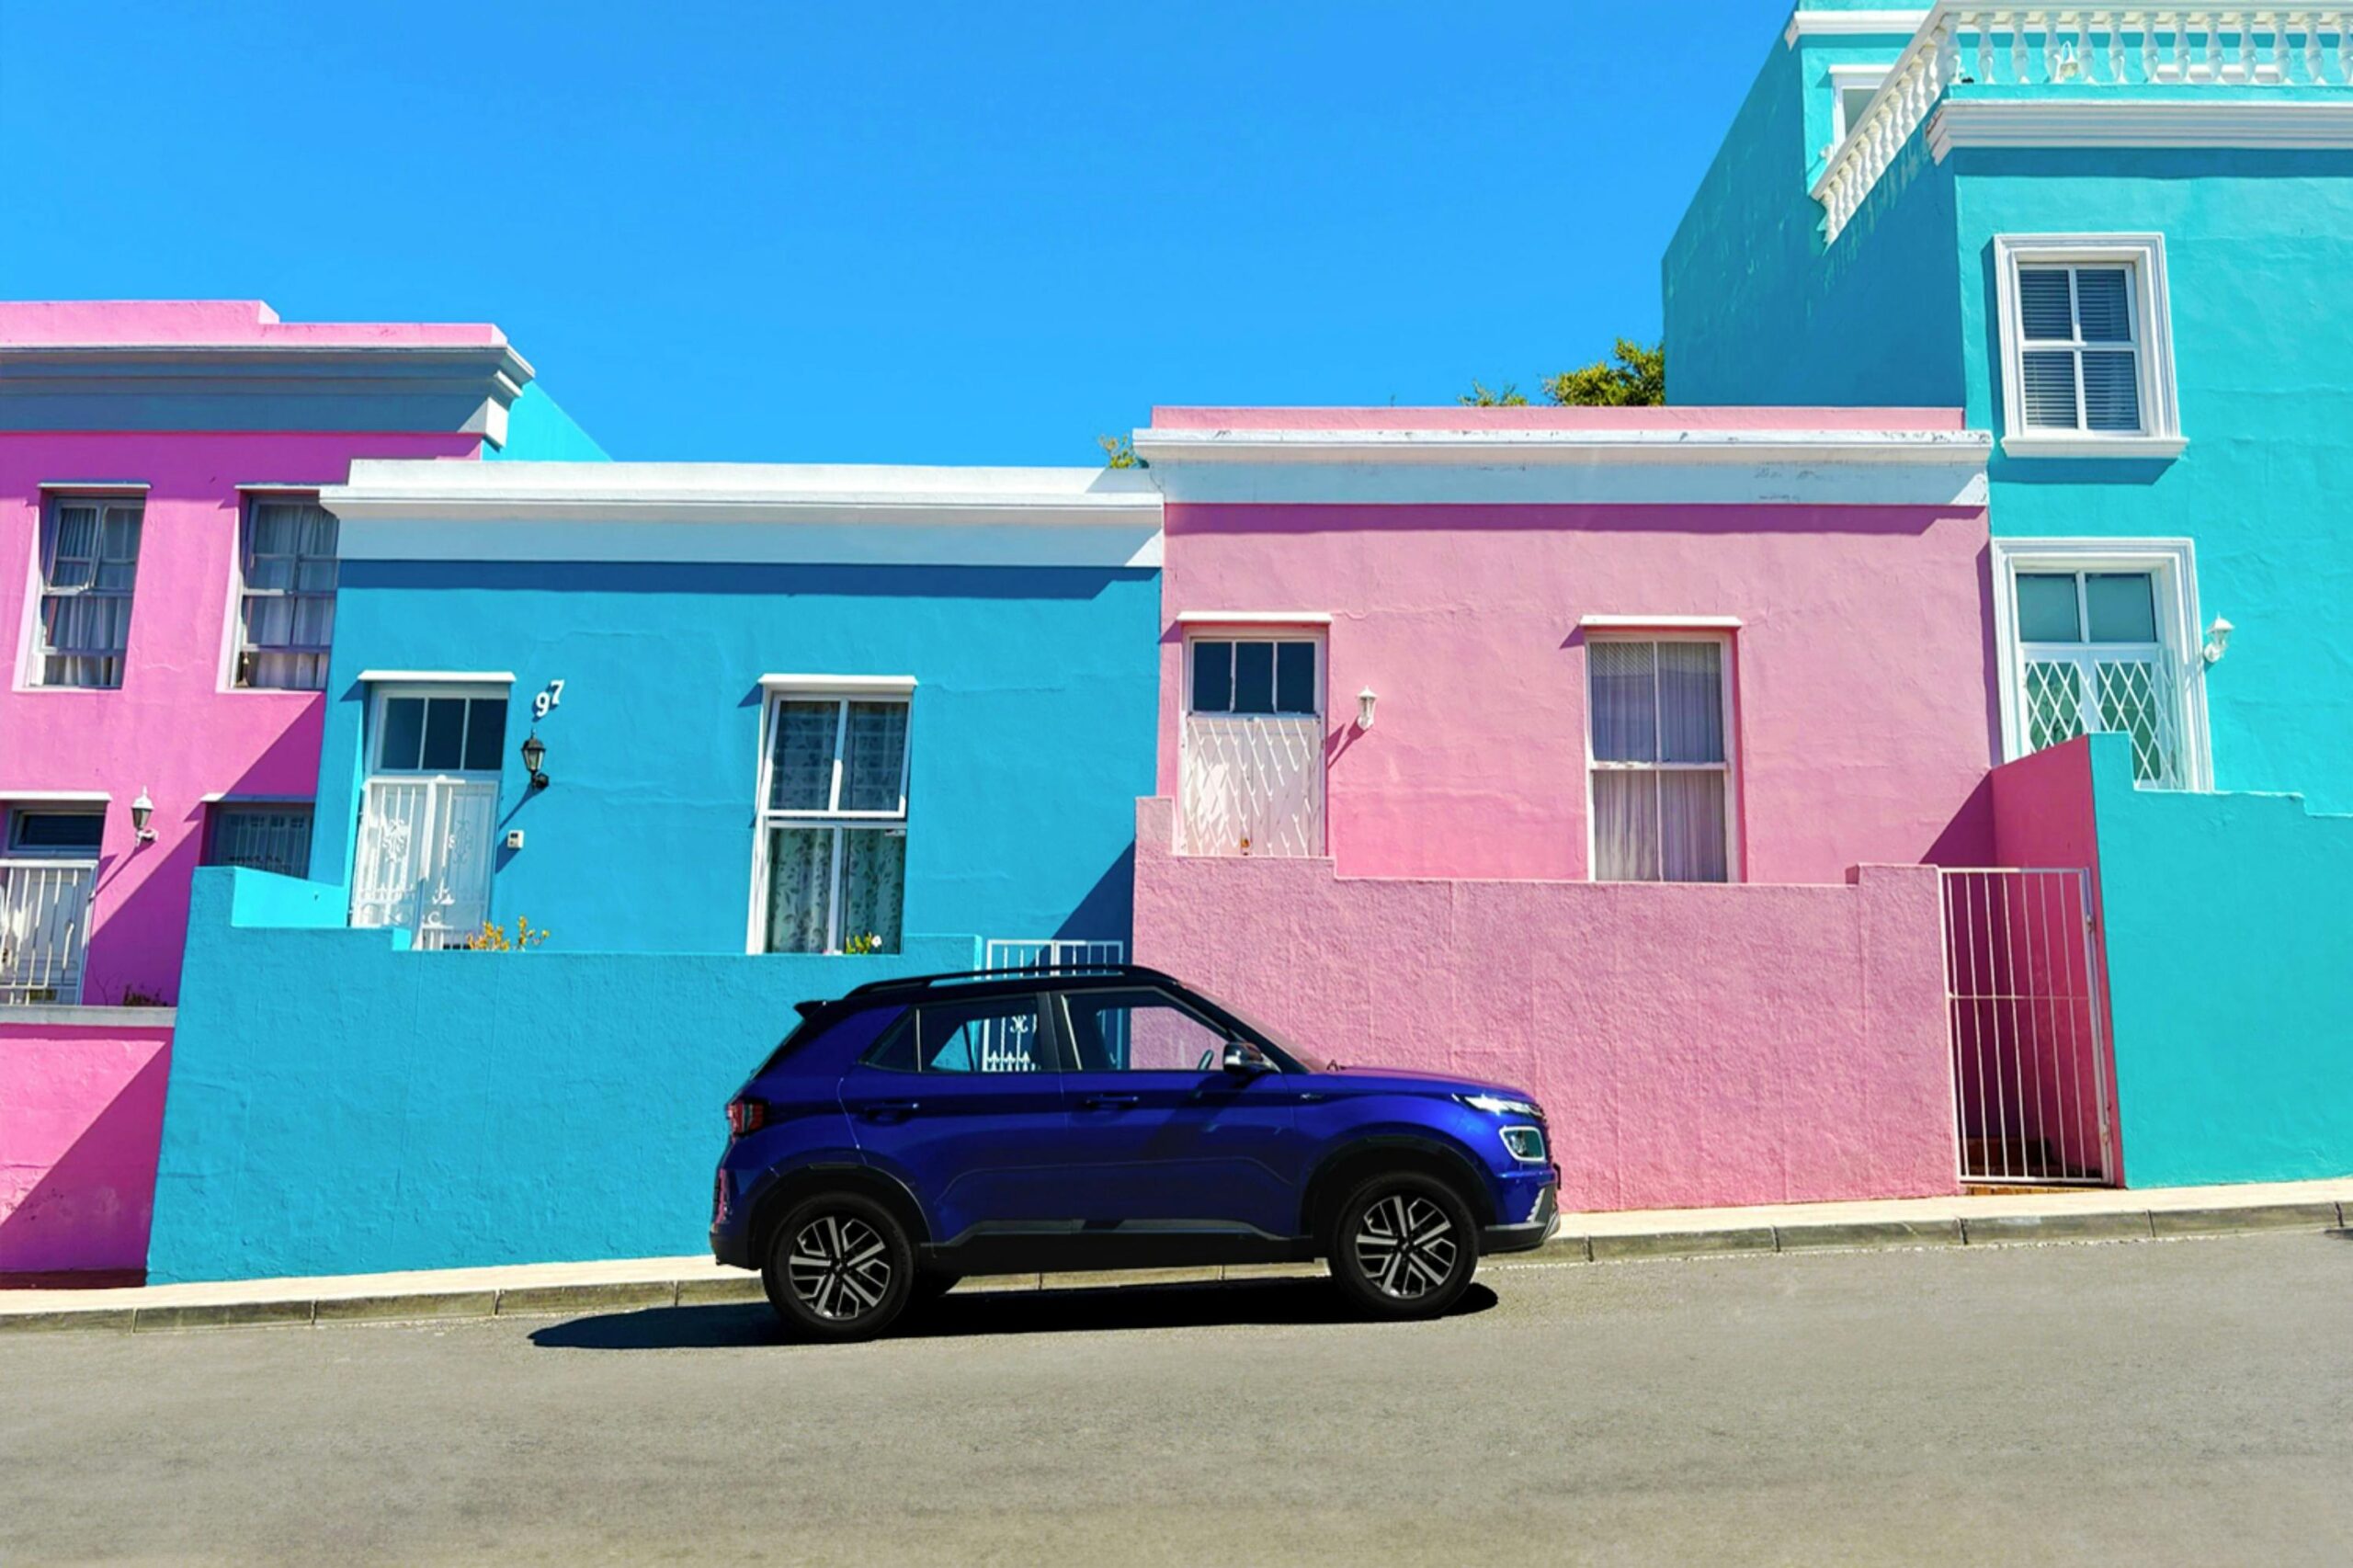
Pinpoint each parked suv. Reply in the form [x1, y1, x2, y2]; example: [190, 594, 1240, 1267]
[711, 966, 1559, 1339]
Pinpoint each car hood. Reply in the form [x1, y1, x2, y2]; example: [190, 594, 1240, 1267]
[1302, 1064, 1541, 1107]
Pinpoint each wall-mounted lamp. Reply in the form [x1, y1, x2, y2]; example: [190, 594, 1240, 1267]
[2201, 617, 2234, 665]
[519, 731, 550, 790]
[130, 789, 156, 843]
[1356, 687, 1379, 731]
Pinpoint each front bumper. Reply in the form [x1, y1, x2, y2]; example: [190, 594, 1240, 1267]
[1479, 1178, 1560, 1254]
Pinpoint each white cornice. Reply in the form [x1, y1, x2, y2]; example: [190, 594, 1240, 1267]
[1931, 98, 2353, 157]
[356, 669, 517, 686]
[759, 674, 918, 693]
[1131, 426, 1984, 465]
[1785, 8, 1928, 45]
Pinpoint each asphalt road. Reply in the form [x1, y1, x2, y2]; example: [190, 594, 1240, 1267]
[6, 1233, 2350, 1566]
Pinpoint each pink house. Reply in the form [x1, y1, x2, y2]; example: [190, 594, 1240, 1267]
[1130, 406, 2002, 1212]
[0, 301, 536, 1279]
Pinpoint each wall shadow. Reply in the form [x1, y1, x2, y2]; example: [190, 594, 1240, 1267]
[0, 1043, 169, 1278]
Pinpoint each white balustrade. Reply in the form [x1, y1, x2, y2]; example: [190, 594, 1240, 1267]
[0, 859, 96, 1006]
[1816, 6, 2353, 241]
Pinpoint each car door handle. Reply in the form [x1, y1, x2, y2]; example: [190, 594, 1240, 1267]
[1078, 1093, 1141, 1110]
[860, 1100, 921, 1121]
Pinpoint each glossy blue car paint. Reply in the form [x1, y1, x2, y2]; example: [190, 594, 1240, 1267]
[710, 971, 1561, 1278]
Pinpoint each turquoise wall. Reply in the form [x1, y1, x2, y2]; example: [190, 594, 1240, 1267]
[150, 869, 974, 1282]
[1949, 149, 2353, 808]
[2085, 735, 2353, 1187]
[310, 560, 1160, 953]
[490, 383, 608, 461]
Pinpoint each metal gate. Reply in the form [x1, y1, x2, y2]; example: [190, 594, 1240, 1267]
[976, 939, 1127, 1072]
[1939, 869, 2116, 1186]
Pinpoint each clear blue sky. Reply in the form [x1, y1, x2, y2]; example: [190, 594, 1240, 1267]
[0, 2, 1780, 463]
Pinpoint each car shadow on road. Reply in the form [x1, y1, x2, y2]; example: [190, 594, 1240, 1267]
[529, 1278, 1498, 1352]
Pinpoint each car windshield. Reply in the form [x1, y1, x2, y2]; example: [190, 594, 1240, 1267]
[1196, 995, 1311, 1073]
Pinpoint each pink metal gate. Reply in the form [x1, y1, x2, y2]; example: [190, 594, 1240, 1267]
[1938, 869, 2117, 1186]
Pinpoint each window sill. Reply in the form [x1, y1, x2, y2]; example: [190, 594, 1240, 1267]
[2000, 434, 2188, 460]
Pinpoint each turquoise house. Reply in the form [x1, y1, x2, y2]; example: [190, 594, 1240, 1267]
[149, 461, 1163, 1281]
[1666, 3, 2353, 1184]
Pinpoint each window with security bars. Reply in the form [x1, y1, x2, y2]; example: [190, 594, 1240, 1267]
[236, 500, 338, 689]
[205, 805, 314, 880]
[2014, 570, 2180, 786]
[2014, 264, 2144, 436]
[757, 695, 910, 955]
[33, 498, 143, 687]
[1179, 636, 1324, 858]
[1587, 639, 1733, 883]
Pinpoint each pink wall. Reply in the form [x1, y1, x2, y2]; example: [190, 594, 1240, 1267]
[1155, 500, 1999, 883]
[0, 1022, 174, 1279]
[2, 431, 477, 1003]
[1135, 799, 1960, 1210]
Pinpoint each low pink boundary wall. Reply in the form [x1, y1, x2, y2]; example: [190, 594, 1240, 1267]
[1135, 799, 1960, 1211]
[0, 1020, 174, 1280]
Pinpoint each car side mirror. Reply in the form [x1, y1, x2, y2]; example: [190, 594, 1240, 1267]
[1222, 1040, 1272, 1076]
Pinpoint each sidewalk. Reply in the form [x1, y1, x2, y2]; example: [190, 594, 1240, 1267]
[6, 1176, 2347, 1335]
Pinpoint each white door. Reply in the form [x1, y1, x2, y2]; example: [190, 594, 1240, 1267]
[352, 778, 498, 949]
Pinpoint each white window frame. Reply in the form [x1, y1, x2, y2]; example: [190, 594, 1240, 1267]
[1826, 63, 1891, 154]
[350, 682, 512, 944]
[24, 494, 145, 690]
[1994, 234, 2183, 459]
[1988, 538, 2211, 790]
[747, 680, 915, 956]
[1582, 631, 1743, 884]
[1176, 628, 1327, 858]
[227, 492, 339, 692]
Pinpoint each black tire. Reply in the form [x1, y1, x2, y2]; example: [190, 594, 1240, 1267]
[1325, 1171, 1479, 1321]
[762, 1191, 915, 1342]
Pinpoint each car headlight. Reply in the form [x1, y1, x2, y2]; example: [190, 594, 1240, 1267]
[1458, 1093, 1543, 1119]
[1499, 1126, 1549, 1163]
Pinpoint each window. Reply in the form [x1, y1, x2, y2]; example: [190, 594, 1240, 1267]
[1062, 988, 1238, 1073]
[1586, 639, 1734, 883]
[756, 692, 911, 955]
[1179, 634, 1324, 858]
[866, 994, 1045, 1074]
[6, 809, 105, 858]
[373, 694, 508, 774]
[350, 688, 507, 947]
[1827, 65, 1889, 150]
[235, 499, 338, 690]
[206, 805, 313, 879]
[1995, 235, 2180, 457]
[30, 497, 142, 687]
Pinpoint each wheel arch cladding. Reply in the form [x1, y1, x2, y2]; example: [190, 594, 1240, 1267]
[1302, 1136, 1495, 1241]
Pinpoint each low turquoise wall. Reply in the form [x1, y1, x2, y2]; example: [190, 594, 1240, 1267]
[2086, 735, 2353, 1187]
[148, 869, 973, 1283]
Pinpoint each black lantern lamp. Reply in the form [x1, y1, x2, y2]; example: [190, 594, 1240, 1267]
[520, 731, 549, 790]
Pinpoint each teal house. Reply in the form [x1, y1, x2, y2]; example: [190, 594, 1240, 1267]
[149, 461, 1163, 1281]
[1666, 3, 2353, 1185]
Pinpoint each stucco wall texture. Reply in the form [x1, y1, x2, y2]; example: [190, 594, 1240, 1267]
[0, 1022, 173, 1277]
[1156, 501, 2001, 882]
[1133, 799, 1960, 1212]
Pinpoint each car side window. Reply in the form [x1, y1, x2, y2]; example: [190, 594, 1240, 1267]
[864, 994, 1049, 1074]
[1060, 988, 1239, 1073]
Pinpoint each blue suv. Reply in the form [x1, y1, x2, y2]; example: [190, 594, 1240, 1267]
[711, 965, 1560, 1340]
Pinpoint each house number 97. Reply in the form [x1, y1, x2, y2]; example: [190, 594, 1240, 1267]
[532, 679, 566, 720]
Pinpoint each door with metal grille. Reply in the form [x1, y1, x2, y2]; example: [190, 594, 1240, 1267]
[978, 939, 1126, 1072]
[351, 778, 498, 950]
[1939, 869, 2117, 1186]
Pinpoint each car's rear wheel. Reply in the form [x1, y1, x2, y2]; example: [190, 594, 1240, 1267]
[1326, 1172, 1478, 1320]
[762, 1191, 915, 1342]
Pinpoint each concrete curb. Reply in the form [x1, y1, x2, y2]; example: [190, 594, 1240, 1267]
[6, 1199, 2343, 1337]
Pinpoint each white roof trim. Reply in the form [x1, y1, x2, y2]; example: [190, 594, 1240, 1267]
[199, 791, 313, 804]
[1131, 426, 1984, 465]
[758, 674, 918, 694]
[38, 481, 150, 493]
[2, 790, 111, 803]
[235, 482, 323, 494]
[1930, 99, 2353, 158]
[1175, 611, 1334, 627]
[356, 669, 517, 686]
[1579, 614, 1745, 630]
[1785, 8, 1927, 45]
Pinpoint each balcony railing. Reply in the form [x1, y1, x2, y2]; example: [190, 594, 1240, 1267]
[1, 859, 96, 1006]
[1816, 6, 2353, 240]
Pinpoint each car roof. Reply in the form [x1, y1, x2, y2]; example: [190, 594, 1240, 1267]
[794, 964, 1190, 1020]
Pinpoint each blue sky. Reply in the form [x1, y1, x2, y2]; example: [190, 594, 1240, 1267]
[0, 2, 1779, 463]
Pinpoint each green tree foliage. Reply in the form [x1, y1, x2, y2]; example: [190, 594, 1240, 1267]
[1097, 434, 1145, 469]
[1541, 339, 1665, 407]
[1458, 380, 1529, 407]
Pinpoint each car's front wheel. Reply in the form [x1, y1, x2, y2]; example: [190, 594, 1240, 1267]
[1326, 1172, 1478, 1320]
[762, 1192, 915, 1342]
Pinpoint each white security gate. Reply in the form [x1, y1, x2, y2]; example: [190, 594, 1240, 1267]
[1939, 869, 2116, 1186]
[0, 860, 96, 1005]
[1178, 713, 1324, 858]
[977, 938, 1126, 1071]
[351, 779, 498, 950]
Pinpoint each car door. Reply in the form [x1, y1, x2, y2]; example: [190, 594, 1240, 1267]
[1053, 985, 1305, 1238]
[836, 990, 1076, 1245]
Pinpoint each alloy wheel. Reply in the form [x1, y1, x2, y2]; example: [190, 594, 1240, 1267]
[1352, 1192, 1460, 1300]
[788, 1212, 894, 1321]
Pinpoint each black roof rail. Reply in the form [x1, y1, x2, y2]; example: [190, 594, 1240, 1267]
[836, 962, 1183, 1002]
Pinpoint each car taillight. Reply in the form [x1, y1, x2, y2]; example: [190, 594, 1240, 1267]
[726, 1096, 770, 1138]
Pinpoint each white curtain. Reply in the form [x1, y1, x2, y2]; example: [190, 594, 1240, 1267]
[839, 829, 905, 952]
[1591, 641, 1729, 882]
[840, 703, 908, 812]
[765, 826, 832, 952]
